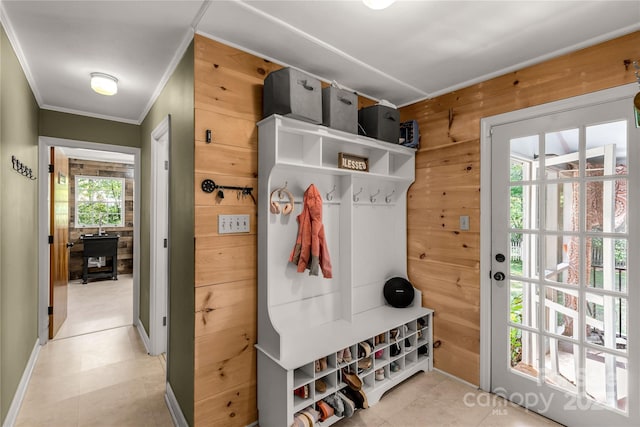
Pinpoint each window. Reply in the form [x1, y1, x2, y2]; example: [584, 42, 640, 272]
[75, 176, 125, 227]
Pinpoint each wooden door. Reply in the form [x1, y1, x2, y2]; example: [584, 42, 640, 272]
[49, 147, 70, 338]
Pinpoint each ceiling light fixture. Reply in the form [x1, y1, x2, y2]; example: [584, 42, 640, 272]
[363, 0, 395, 10]
[90, 72, 118, 96]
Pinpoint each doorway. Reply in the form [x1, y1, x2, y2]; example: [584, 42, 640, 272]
[480, 85, 639, 426]
[38, 137, 141, 345]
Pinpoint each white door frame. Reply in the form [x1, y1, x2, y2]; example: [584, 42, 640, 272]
[479, 83, 637, 391]
[37, 136, 141, 345]
[149, 116, 170, 356]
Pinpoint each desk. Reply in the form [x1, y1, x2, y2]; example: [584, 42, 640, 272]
[81, 234, 119, 284]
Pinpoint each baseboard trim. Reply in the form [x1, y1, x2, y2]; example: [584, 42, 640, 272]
[433, 367, 480, 390]
[136, 318, 151, 354]
[2, 339, 40, 427]
[165, 382, 188, 427]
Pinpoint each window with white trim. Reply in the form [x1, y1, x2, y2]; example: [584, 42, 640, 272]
[75, 176, 125, 227]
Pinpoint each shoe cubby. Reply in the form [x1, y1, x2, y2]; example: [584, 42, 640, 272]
[257, 116, 432, 427]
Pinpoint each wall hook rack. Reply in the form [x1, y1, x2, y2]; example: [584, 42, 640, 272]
[201, 178, 255, 204]
[353, 187, 363, 202]
[11, 155, 37, 180]
[370, 189, 380, 203]
[326, 185, 336, 201]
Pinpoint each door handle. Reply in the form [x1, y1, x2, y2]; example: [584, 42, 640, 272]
[493, 272, 506, 281]
[66, 242, 74, 248]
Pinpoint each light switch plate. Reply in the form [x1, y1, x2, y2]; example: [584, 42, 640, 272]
[218, 214, 250, 234]
[459, 215, 470, 231]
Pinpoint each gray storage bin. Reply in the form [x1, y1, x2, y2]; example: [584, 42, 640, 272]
[322, 87, 357, 133]
[263, 68, 322, 124]
[358, 105, 400, 143]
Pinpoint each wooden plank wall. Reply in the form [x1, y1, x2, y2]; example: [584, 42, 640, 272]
[192, 34, 376, 426]
[67, 158, 134, 280]
[400, 31, 640, 385]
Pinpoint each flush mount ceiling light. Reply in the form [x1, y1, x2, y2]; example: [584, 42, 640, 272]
[90, 72, 118, 96]
[363, 0, 395, 10]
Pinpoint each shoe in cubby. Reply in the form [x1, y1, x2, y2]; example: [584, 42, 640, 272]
[389, 341, 402, 358]
[341, 367, 362, 391]
[389, 327, 400, 342]
[375, 368, 384, 382]
[389, 360, 402, 374]
[314, 356, 328, 373]
[357, 340, 373, 358]
[357, 356, 372, 374]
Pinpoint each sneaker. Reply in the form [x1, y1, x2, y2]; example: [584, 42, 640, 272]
[316, 400, 334, 421]
[375, 368, 384, 381]
[324, 394, 344, 417]
[337, 391, 355, 417]
[390, 361, 400, 372]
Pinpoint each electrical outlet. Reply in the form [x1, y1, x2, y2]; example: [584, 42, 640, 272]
[459, 215, 470, 231]
[218, 214, 250, 234]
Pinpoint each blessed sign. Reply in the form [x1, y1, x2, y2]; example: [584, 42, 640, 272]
[338, 153, 369, 172]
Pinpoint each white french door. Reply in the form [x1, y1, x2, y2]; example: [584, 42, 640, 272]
[490, 96, 639, 426]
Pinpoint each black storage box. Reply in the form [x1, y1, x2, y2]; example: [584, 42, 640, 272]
[322, 87, 357, 133]
[263, 68, 322, 124]
[358, 105, 400, 143]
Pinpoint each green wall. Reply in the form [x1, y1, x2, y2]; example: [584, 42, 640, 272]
[140, 41, 195, 425]
[0, 25, 40, 424]
[39, 110, 139, 147]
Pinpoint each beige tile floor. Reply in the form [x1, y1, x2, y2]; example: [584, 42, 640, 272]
[15, 326, 173, 427]
[333, 371, 562, 427]
[15, 275, 560, 427]
[55, 274, 133, 340]
[15, 273, 173, 427]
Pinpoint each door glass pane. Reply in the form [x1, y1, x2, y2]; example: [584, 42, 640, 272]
[510, 185, 538, 230]
[510, 327, 540, 379]
[585, 120, 627, 177]
[544, 337, 578, 394]
[544, 286, 579, 339]
[510, 135, 539, 181]
[586, 293, 627, 352]
[545, 182, 578, 231]
[544, 235, 575, 285]
[510, 281, 539, 329]
[585, 349, 627, 412]
[588, 237, 627, 292]
[510, 232, 538, 279]
[545, 128, 579, 179]
[585, 179, 627, 233]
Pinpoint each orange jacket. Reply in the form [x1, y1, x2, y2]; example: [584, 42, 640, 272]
[289, 184, 332, 278]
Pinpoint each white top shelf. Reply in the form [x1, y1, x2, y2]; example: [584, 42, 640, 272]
[257, 114, 416, 156]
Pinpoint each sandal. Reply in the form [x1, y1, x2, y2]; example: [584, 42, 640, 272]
[341, 368, 362, 390]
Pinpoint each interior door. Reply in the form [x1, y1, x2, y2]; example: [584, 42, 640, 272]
[490, 97, 639, 426]
[49, 147, 70, 338]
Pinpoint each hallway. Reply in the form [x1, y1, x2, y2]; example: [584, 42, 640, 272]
[14, 326, 172, 426]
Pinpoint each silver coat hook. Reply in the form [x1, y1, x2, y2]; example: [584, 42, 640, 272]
[353, 187, 363, 202]
[326, 185, 336, 201]
[385, 189, 395, 203]
[370, 189, 380, 203]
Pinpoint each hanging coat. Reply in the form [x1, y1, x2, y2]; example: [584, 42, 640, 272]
[289, 184, 333, 278]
